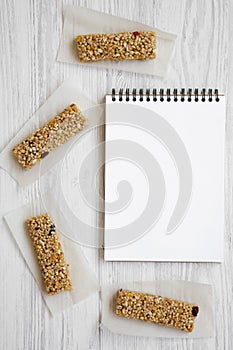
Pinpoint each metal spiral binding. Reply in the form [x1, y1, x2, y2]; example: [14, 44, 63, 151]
[160, 89, 164, 102]
[112, 88, 116, 102]
[201, 89, 206, 102]
[194, 88, 199, 102]
[181, 88, 185, 102]
[119, 88, 123, 102]
[167, 89, 171, 102]
[111, 88, 220, 102]
[132, 88, 137, 102]
[187, 88, 192, 102]
[153, 88, 157, 101]
[173, 89, 178, 102]
[139, 88, 143, 102]
[208, 88, 212, 102]
[125, 88, 130, 102]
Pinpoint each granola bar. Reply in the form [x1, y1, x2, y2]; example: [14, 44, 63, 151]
[26, 214, 72, 295]
[115, 289, 199, 332]
[13, 104, 88, 170]
[76, 31, 156, 62]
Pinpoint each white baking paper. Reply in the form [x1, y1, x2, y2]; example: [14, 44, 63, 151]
[4, 195, 99, 315]
[57, 5, 177, 77]
[101, 280, 214, 338]
[0, 79, 98, 186]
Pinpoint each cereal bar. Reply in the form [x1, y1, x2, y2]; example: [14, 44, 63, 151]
[26, 214, 72, 295]
[76, 31, 156, 62]
[13, 104, 88, 170]
[115, 289, 199, 332]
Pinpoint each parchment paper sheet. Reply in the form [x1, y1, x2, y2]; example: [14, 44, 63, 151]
[57, 5, 177, 77]
[101, 280, 214, 338]
[0, 79, 97, 186]
[4, 195, 99, 315]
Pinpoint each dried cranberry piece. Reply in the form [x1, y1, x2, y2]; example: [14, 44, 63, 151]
[192, 306, 199, 317]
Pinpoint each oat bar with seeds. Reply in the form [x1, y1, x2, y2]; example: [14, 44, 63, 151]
[115, 289, 199, 332]
[76, 31, 156, 62]
[26, 214, 72, 295]
[13, 104, 88, 170]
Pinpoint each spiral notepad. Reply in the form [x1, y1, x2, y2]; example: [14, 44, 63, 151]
[104, 89, 225, 262]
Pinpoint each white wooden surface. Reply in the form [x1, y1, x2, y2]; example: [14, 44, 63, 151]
[0, 0, 231, 349]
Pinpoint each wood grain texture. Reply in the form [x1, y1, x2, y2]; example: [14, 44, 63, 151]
[0, 0, 231, 349]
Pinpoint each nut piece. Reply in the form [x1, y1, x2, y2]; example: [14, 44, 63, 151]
[26, 214, 72, 295]
[115, 289, 199, 332]
[76, 31, 156, 62]
[13, 104, 88, 170]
